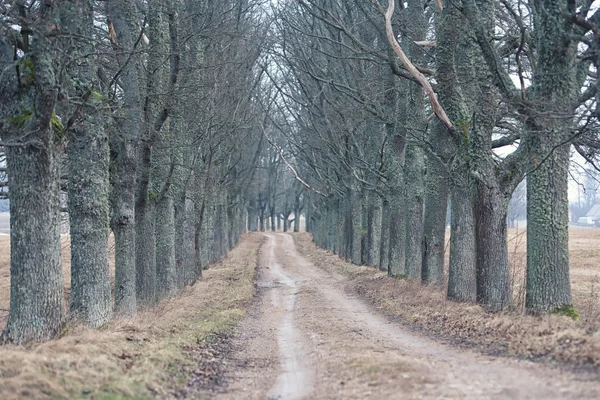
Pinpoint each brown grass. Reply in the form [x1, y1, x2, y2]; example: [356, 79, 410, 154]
[0, 233, 262, 399]
[293, 229, 600, 369]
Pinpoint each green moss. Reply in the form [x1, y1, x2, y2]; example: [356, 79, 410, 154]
[91, 91, 104, 101]
[391, 273, 406, 280]
[5, 109, 33, 127]
[552, 304, 580, 321]
[19, 58, 35, 85]
[51, 112, 65, 134]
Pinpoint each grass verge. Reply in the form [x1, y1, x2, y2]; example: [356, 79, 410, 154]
[0, 233, 262, 400]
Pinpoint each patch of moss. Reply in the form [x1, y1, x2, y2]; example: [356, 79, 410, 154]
[552, 304, 580, 321]
[91, 91, 104, 101]
[51, 112, 65, 134]
[5, 109, 33, 127]
[19, 58, 35, 86]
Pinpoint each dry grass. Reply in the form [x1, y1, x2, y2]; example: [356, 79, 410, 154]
[0, 233, 262, 399]
[293, 229, 600, 369]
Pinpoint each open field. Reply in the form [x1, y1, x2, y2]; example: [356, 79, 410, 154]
[0, 234, 261, 399]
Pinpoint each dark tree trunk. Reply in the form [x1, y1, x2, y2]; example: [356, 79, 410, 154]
[476, 183, 511, 309]
[294, 208, 300, 232]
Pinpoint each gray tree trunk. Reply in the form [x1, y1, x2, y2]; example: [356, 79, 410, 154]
[447, 179, 477, 302]
[404, 144, 425, 281]
[525, 0, 576, 314]
[107, 0, 142, 316]
[421, 157, 448, 285]
[135, 195, 157, 306]
[153, 122, 177, 300]
[4, 145, 64, 344]
[350, 187, 363, 265]
[379, 198, 391, 271]
[1, 11, 65, 342]
[367, 192, 382, 267]
[62, 0, 111, 328]
[388, 136, 406, 276]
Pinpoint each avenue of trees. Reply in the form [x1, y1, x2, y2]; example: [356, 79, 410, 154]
[0, 0, 269, 344]
[1, 0, 599, 344]
[252, 0, 600, 315]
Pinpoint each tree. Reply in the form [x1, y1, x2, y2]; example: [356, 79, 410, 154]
[0, 1, 65, 343]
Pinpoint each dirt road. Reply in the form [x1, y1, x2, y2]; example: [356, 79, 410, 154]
[216, 233, 600, 399]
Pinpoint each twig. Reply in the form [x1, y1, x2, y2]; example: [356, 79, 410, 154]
[260, 126, 327, 197]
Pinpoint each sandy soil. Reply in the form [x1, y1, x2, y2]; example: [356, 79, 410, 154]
[215, 233, 600, 400]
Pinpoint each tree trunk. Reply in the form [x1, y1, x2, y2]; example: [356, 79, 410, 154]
[379, 198, 391, 271]
[156, 193, 177, 301]
[367, 192, 382, 267]
[421, 158, 449, 285]
[247, 199, 258, 231]
[525, 0, 576, 314]
[350, 187, 363, 265]
[107, 0, 142, 317]
[68, 118, 111, 326]
[388, 172, 406, 276]
[136, 195, 157, 306]
[270, 210, 276, 231]
[526, 143, 572, 312]
[475, 183, 511, 309]
[404, 144, 425, 280]
[447, 179, 477, 302]
[294, 207, 300, 232]
[3, 144, 64, 343]
[62, 0, 111, 328]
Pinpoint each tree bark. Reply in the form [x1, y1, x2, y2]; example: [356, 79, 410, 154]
[350, 187, 363, 265]
[62, 0, 111, 327]
[447, 178, 477, 302]
[404, 144, 425, 280]
[1, 11, 65, 341]
[367, 192, 382, 267]
[525, 0, 576, 314]
[421, 157, 448, 285]
[379, 198, 391, 271]
[107, 0, 142, 317]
